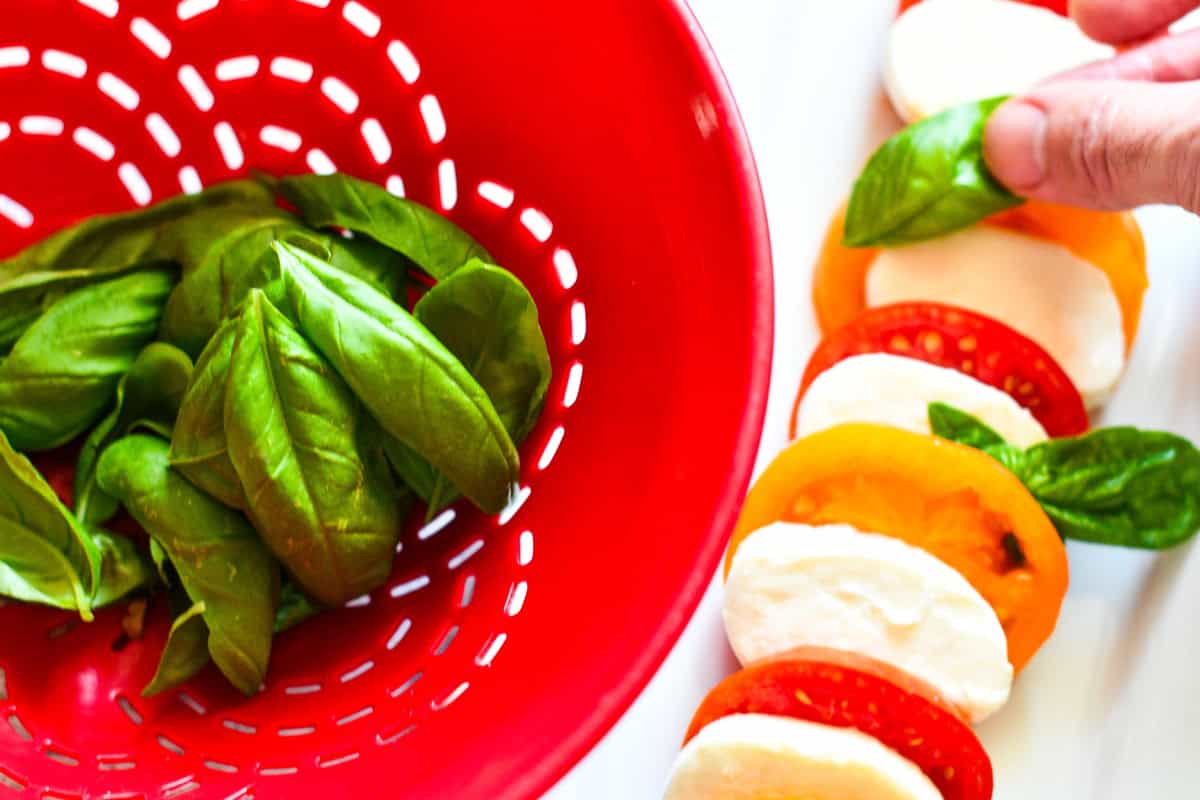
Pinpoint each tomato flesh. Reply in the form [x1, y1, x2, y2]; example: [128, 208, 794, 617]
[686, 650, 994, 800]
[793, 302, 1090, 438]
[728, 424, 1069, 672]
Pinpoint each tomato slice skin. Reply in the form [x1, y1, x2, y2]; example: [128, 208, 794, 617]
[686, 650, 994, 800]
[727, 423, 1069, 672]
[793, 302, 1090, 438]
[812, 200, 1147, 357]
[898, 0, 1068, 16]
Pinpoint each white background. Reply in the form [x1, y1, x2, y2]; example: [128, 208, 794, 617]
[546, 1, 1200, 798]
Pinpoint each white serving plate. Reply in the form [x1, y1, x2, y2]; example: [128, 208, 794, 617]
[549, 1, 1200, 797]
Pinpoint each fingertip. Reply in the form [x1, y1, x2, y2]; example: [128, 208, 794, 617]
[1069, 0, 1196, 44]
[984, 100, 1048, 193]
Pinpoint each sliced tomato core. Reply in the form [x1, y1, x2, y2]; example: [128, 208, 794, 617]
[685, 650, 994, 800]
[793, 302, 1090, 438]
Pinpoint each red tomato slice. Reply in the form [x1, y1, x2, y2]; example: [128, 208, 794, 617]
[686, 648, 993, 800]
[898, 0, 1067, 15]
[792, 302, 1089, 438]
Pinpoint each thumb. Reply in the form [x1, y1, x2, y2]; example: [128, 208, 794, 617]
[983, 81, 1200, 213]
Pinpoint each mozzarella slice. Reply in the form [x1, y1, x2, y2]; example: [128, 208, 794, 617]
[866, 225, 1125, 408]
[724, 522, 1012, 723]
[884, 0, 1113, 122]
[796, 353, 1048, 447]
[664, 713, 941, 800]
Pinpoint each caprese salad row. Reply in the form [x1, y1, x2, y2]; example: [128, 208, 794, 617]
[664, 1, 1200, 797]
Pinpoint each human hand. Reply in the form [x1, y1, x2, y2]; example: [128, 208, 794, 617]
[984, 0, 1200, 212]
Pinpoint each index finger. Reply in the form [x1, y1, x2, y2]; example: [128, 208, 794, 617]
[1070, 0, 1200, 44]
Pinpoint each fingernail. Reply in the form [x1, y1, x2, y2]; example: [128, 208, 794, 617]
[984, 100, 1048, 191]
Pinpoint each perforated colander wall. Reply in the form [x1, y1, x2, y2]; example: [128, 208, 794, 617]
[0, 1, 772, 798]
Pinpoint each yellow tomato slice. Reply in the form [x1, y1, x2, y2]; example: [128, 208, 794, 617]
[812, 199, 1147, 353]
[726, 424, 1069, 673]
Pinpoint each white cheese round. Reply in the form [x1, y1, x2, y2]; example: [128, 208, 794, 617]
[664, 713, 941, 800]
[866, 225, 1125, 408]
[724, 522, 1013, 723]
[796, 353, 1048, 447]
[884, 0, 1113, 122]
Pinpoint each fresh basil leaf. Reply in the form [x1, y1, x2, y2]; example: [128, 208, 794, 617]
[149, 539, 170, 584]
[1022, 429, 1200, 549]
[0, 285, 69, 356]
[0, 181, 275, 351]
[0, 270, 175, 451]
[224, 290, 401, 606]
[395, 261, 551, 512]
[843, 97, 1023, 248]
[930, 403, 1200, 549]
[274, 173, 491, 279]
[142, 601, 209, 697]
[169, 318, 246, 509]
[0, 431, 101, 618]
[157, 208, 309, 357]
[275, 580, 323, 633]
[277, 242, 519, 513]
[323, 232, 411, 304]
[96, 435, 278, 696]
[75, 343, 194, 526]
[384, 435, 440, 502]
[0, 180, 274, 286]
[927, 401, 1027, 474]
[90, 530, 156, 608]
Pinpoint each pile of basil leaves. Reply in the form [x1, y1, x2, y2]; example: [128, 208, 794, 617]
[0, 174, 551, 697]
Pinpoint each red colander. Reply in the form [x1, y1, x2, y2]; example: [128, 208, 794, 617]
[0, 1, 773, 797]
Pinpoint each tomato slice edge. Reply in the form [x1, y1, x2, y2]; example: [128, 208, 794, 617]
[792, 301, 1090, 439]
[685, 649, 994, 800]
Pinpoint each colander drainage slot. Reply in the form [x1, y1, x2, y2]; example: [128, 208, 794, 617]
[376, 724, 417, 746]
[277, 726, 315, 737]
[7, 714, 31, 741]
[386, 618, 412, 650]
[0, 769, 23, 791]
[388, 672, 422, 698]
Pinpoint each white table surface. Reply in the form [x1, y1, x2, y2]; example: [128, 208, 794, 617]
[546, 2, 1200, 797]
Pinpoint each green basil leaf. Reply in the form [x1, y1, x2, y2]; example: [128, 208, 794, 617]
[90, 529, 156, 608]
[0, 181, 275, 350]
[224, 290, 401, 606]
[275, 580, 323, 633]
[96, 434, 278, 696]
[75, 343, 194, 526]
[0, 431, 101, 618]
[0, 270, 175, 451]
[142, 601, 210, 697]
[0, 285, 69, 356]
[384, 435, 440, 502]
[1022, 429, 1200, 549]
[0, 180, 273, 286]
[843, 97, 1023, 248]
[394, 261, 552, 512]
[927, 401, 1027, 474]
[323, 233, 410, 304]
[157, 208, 308, 357]
[149, 539, 170, 584]
[930, 403, 1200, 549]
[277, 242, 519, 513]
[275, 173, 491, 279]
[169, 318, 246, 509]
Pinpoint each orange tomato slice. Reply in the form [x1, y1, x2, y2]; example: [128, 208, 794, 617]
[726, 424, 1068, 672]
[812, 199, 1147, 353]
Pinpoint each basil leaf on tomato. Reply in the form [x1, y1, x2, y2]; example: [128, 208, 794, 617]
[844, 97, 1023, 248]
[930, 403, 1200, 549]
[927, 402, 1027, 474]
